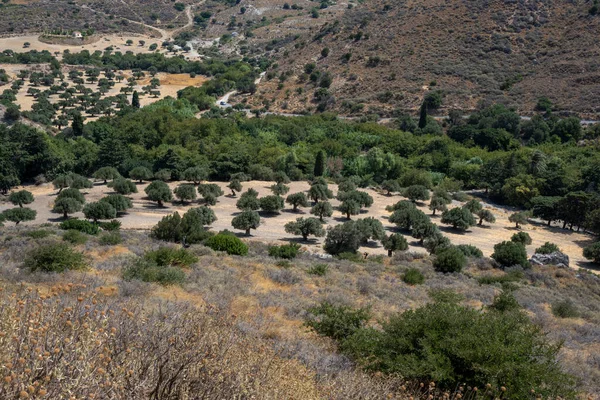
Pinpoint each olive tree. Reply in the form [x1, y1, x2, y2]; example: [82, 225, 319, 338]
[231, 210, 261, 235]
[324, 221, 361, 255]
[259, 195, 284, 214]
[284, 217, 325, 240]
[174, 184, 197, 204]
[2, 208, 36, 225]
[382, 233, 408, 256]
[144, 181, 173, 207]
[509, 212, 530, 229]
[311, 201, 333, 221]
[477, 209, 496, 226]
[83, 201, 116, 222]
[286, 192, 309, 211]
[109, 178, 138, 195]
[100, 194, 132, 214]
[53, 197, 83, 219]
[270, 182, 290, 196]
[93, 167, 121, 184]
[236, 189, 260, 210]
[129, 166, 153, 183]
[228, 179, 243, 196]
[8, 190, 34, 207]
[198, 183, 224, 205]
[403, 185, 430, 203]
[441, 207, 476, 231]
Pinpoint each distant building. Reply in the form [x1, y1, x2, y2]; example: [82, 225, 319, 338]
[73, 31, 83, 39]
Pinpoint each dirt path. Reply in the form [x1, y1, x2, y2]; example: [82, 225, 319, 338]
[1, 181, 595, 270]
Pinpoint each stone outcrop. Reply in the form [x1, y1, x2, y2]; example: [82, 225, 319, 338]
[530, 252, 570, 268]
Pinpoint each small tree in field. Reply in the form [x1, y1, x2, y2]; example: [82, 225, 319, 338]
[441, 207, 475, 231]
[511, 232, 532, 246]
[53, 174, 73, 193]
[270, 182, 290, 196]
[109, 178, 138, 195]
[492, 241, 529, 268]
[183, 167, 208, 185]
[83, 202, 117, 222]
[144, 181, 173, 207]
[382, 233, 408, 256]
[308, 183, 333, 203]
[259, 195, 284, 214]
[228, 179, 242, 196]
[3, 208, 36, 225]
[198, 183, 224, 205]
[381, 180, 401, 195]
[509, 212, 530, 229]
[284, 217, 325, 241]
[463, 199, 483, 214]
[236, 189, 260, 210]
[286, 192, 309, 211]
[433, 246, 467, 273]
[477, 209, 496, 226]
[93, 167, 121, 184]
[100, 194, 132, 214]
[339, 199, 361, 220]
[231, 210, 261, 235]
[403, 185, 430, 203]
[129, 166, 153, 183]
[9, 190, 34, 207]
[428, 195, 448, 216]
[311, 201, 333, 222]
[53, 198, 83, 218]
[174, 184, 197, 204]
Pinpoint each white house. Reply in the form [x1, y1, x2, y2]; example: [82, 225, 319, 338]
[73, 31, 83, 39]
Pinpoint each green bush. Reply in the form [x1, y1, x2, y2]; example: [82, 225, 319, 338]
[492, 241, 530, 268]
[99, 232, 122, 245]
[122, 258, 185, 286]
[307, 264, 329, 276]
[305, 302, 371, 341]
[24, 229, 53, 239]
[99, 220, 121, 231]
[535, 242, 560, 254]
[511, 232, 532, 246]
[205, 234, 248, 256]
[552, 299, 580, 319]
[23, 242, 87, 272]
[433, 247, 467, 273]
[489, 290, 521, 312]
[144, 247, 198, 267]
[402, 268, 425, 285]
[583, 242, 600, 263]
[333, 301, 575, 399]
[456, 244, 483, 258]
[336, 252, 363, 262]
[59, 219, 99, 235]
[268, 243, 301, 259]
[62, 229, 88, 245]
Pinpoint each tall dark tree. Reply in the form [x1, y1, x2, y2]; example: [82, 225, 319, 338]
[72, 112, 84, 136]
[132, 90, 140, 109]
[314, 150, 326, 177]
[418, 102, 427, 129]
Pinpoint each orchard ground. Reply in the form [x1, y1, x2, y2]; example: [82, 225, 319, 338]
[1, 180, 596, 270]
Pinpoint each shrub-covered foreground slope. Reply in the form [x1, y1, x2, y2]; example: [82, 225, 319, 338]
[0, 227, 599, 398]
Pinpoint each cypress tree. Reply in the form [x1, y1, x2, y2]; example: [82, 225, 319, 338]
[72, 112, 84, 136]
[418, 102, 427, 129]
[314, 150, 326, 177]
[132, 90, 140, 109]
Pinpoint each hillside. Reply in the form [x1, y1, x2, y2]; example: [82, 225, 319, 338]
[236, 0, 600, 118]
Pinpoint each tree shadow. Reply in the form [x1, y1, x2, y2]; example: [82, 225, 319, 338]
[283, 236, 320, 245]
[283, 208, 306, 214]
[258, 211, 282, 218]
[575, 260, 600, 272]
[333, 216, 351, 223]
[439, 225, 469, 235]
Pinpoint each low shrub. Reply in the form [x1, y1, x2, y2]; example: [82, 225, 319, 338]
[511, 232, 532, 246]
[205, 234, 248, 256]
[402, 268, 425, 285]
[62, 229, 88, 245]
[268, 243, 301, 259]
[23, 242, 87, 272]
[122, 258, 186, 286]
[144, 247, 198, 267]
[552, 299, 580, 319]
[492, 241, 529, 268]
[59, 219, 99, 235]
[99, 232, 122, 245]
[99, 220, 122, 231]
[535, 242, 560, 254]
[456, 244, 483, 258]
[23, 229, 53, 239]
[337, 252, 363, 262]
[305, 302, 371, 341]
[307, 264, 329, 276]
[489, 290, 521, 312]
[433, 247, 467, 273]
